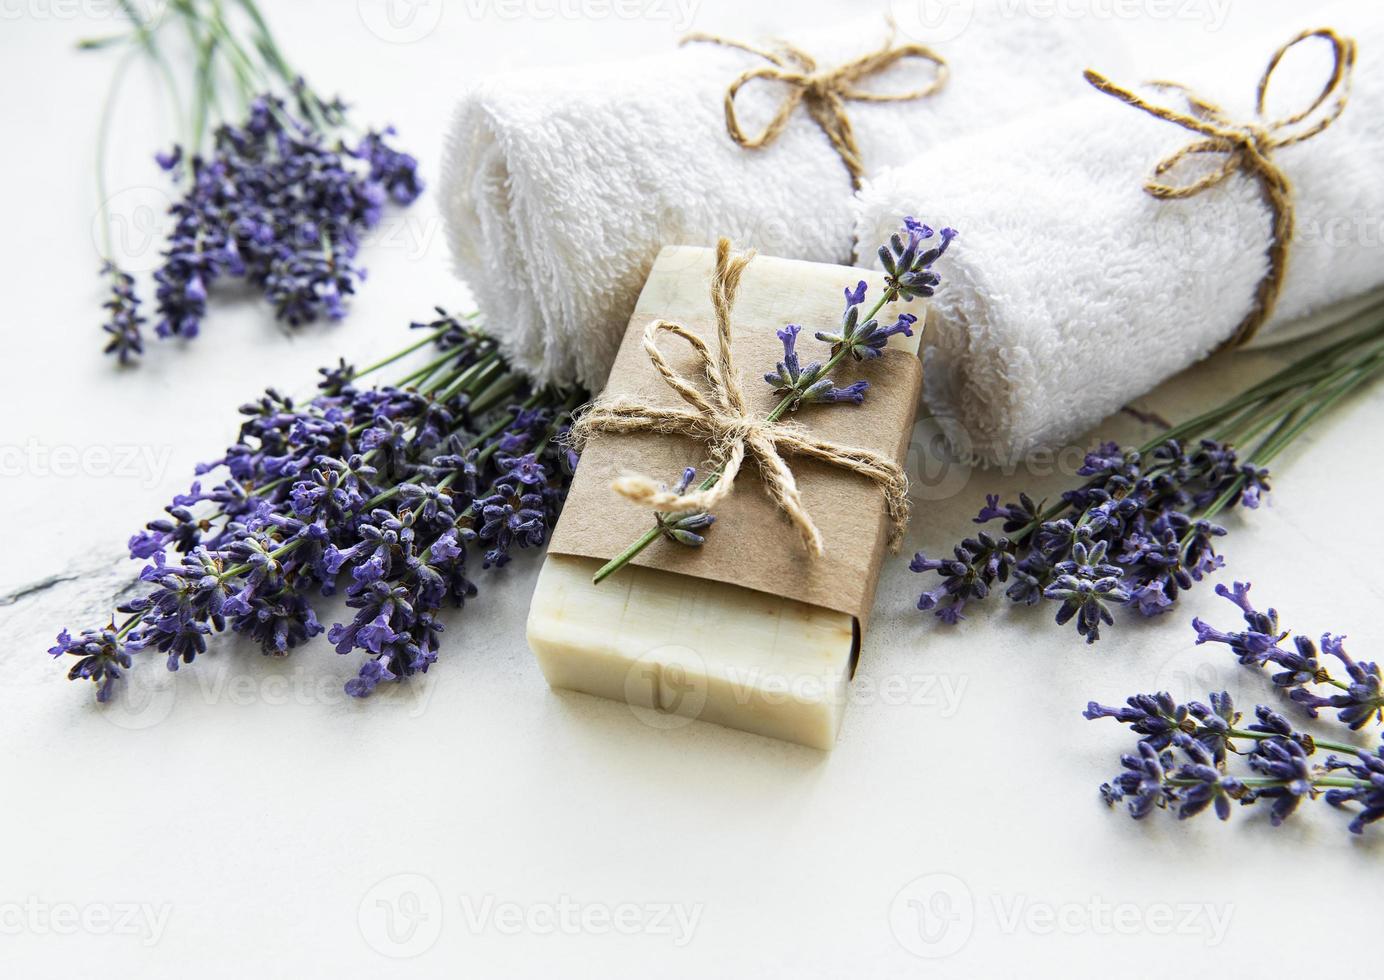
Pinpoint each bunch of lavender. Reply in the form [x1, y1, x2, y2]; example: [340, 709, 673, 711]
[912, 313, 1384, 641]
[89, 0, 420, 361]
[1085, 690, 1384, 834]
[591, 218, 954, 584]
[1193, 583, 1384, 730]
[49, 311, 585, 701]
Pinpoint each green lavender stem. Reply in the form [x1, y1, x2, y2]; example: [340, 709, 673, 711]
[91, 0, 337, 160]
[1165, 775, 1366, 791]
[94, 48, 141, 262]
[1226, 727, 1360, 757]
[351, 322, 456, 381]
[1193, 350, 1384, 531]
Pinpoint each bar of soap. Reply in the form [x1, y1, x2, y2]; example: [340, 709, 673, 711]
[527, 555, 857, 750]
[527, 246, 926, 750]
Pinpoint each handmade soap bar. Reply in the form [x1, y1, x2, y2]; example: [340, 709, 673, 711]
[527, 246, 924, 749]
[528, 555, 857, 749]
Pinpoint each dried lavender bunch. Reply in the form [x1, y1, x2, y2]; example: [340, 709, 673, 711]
[1193, 583, 1384, 730]
[151, 91, 419, 341]
[912, 313, 1384, 641]
[49, 311, 585, 701]
[88, 0, 421, 360]
[592, 217, 954, 584]
[1085, 690, 1384, 834]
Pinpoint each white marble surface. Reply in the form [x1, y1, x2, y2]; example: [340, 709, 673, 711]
[1, 1, 1380, 976]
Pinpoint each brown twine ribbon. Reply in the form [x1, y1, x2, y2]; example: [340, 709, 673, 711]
[1085, 27, 1355, 349]
[569, 240, 912, 557]
[682, 26, 948, 190]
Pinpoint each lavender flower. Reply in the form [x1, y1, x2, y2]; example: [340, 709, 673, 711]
[1168, 733, 1243, 821]
[99, 262, 144, 364]
[1042, 539, 1130, 643]
[910, 532, 1012, 624]
[1323, 744, 1384, 834]
[654, 468, 715, 547]
[763, 322, 875, 409]
[1083, 691, 1190, 749]
[48, 626, 133, 703]
[1088, 687, 1381, 834]
[1100, 740, 1176, 819]
[761, 220, 948, 412]
[1193, 583, 1384, 731]
[53, 314, 583, 702]
[1245, 736, 1317, 826]
[878, 217, 956, 301]
[353, 127, 423, 205]
[813, 282, 918, 363]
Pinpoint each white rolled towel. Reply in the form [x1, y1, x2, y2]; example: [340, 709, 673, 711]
[441, 8, 1123, 389]
[856, 2, 1384, 462]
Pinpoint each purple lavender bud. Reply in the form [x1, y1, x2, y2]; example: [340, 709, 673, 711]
[99, 262, 145, 363]
[154, 145, 183, 172]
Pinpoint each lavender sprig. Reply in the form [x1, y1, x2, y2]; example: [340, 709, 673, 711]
[1086, 690, 1383, 834]
[99, 261, 145, 364]
[591, 217, 954, 585]
[1193, 582, 1384, 730]
[49, 312, 585, 702]
[47, 626, 133, 703]
[911, 312, 1384, 639]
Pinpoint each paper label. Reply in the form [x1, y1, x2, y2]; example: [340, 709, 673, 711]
[548, 245, 924, 624]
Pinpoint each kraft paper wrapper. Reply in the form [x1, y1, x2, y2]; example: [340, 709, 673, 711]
[547, 245, 924, 626]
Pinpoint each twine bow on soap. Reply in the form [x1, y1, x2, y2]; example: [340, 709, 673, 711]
[1085, 27, 1355, 348]
[570, 240, 911, 558]
[683, 28, 948, 189]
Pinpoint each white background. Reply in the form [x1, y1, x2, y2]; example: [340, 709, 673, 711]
[1, 0, 1380, 976]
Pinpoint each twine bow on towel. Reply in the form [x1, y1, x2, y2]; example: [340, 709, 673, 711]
[570, 240, 911, 558]
[1085, 27, 1355, 348]
[683, 29, 948, 189]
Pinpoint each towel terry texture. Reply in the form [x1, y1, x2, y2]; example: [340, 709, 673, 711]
[855, 3, 1384, 462]
[441, 9, 1122, 389]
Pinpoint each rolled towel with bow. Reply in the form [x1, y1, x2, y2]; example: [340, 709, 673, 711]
[855, 3, 1384, 462]
[440, 9, 1123, 390]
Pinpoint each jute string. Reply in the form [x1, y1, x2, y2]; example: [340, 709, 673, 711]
[683, 26, 948, 189]
[1085, 27, 1355, 349]
[569, 240, 911, 558]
